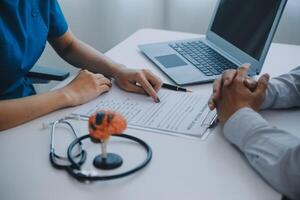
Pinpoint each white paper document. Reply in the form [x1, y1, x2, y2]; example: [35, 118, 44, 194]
[72, 86, 216, 138]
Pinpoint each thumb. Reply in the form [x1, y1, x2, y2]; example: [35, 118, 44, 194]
[244, 77, 257, 92]
[254, 74, 270, 95]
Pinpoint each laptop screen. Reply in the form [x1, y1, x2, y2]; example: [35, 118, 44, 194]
[210, 0, 282, 60]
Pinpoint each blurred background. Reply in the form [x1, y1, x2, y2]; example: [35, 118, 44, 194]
[36, 0, 300, 91]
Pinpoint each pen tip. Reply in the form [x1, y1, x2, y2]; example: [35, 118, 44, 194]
[186, 89, 193, 92]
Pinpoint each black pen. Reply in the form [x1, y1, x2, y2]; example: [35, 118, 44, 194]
[162, 83, 192, 92]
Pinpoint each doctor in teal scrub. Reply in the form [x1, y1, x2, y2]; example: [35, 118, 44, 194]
[0, 0, 162, 130]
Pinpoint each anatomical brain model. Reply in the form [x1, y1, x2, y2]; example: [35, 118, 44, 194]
[89, 110, 127, 169]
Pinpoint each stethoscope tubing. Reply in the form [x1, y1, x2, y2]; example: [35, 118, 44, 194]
[49, 119, 152, 181]
[49, 120, 87, 170]
[66, 134, 152, 181]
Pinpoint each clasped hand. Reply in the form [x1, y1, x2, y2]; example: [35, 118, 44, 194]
[208, 64, 270, 124]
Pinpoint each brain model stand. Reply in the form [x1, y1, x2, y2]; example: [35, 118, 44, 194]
[89, 110, 127, 170]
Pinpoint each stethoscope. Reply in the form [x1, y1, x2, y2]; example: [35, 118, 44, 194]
[48, 117, 152, 182]
[49, 119, 87, 170]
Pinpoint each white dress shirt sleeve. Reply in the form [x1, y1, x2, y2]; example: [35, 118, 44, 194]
[223, 108, 300, 200]
[223, 66, 300, 200]
[261, 66, 300, 109]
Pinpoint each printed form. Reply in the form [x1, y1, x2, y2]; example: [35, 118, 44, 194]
[72, 86, 216, 138]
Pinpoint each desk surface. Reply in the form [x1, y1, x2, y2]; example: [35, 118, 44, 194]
[1, 29, 300, 200]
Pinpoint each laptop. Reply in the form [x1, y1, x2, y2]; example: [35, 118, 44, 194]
[139, 0, 287, 85]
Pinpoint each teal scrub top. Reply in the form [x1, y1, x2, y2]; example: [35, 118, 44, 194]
[0, 0, 68, 100]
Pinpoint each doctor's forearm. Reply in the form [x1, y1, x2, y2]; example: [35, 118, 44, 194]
[49, 30, 124, 78]
[0, 89, 70, 131]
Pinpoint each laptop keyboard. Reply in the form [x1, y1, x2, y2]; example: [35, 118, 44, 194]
[169, 41, 238, 76]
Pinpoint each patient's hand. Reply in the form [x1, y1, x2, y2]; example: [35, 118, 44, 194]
[215, 66, 269, 123]
[63, 70, 112, 106]
[208, 63, 258, 110]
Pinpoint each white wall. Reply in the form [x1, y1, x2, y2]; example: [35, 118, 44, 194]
[164, 0, 300, 45]
[274, 0, 300, 45]
[59, 0, 165, 51]
[37, 0, 300, 71]
[163, 0, 218, 34]
[37, 0, 165, 72]
[50, 0, 300, 52]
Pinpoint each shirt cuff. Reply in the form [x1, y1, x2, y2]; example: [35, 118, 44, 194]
[260, 89, 270, 110]
[260, 79, 280, 110]
[223, 107, 270, 151]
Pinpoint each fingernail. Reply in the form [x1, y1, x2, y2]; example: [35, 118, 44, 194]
[156, 97, 161, 103]
[243, 63, 251, 68]
[224, 79, 229, 86]
[264, 73, 270, 80]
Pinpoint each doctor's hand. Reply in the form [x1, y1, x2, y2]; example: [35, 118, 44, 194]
[216, 66, 270, 124]
[113, 67, 163, 103]
[62, 70, 112, 106]
[208, 63, 258, 110]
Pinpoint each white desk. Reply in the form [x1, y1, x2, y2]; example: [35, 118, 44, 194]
[1, 29, 300, 200]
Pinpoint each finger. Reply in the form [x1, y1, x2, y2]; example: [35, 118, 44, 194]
[94, 73, 105, 78]
[254, 74, 270, 95]
[222, 69, 237, 86]
[208, 78, 222, 110]
[212, 78, 222, 101]
[212, 78, 221, 93]
[93, 73, 111, 85]
[137, 74, 159, 102]
[244, 77, 257, 92]
[81, 69, 90, 73]
[97, 77, 112, 87]
[96, 84, 111, 95]
[122, 83, 146, 94]
[236, 63, 251, 80]
[208, 95, 216, 110]
[143, 70, 163, 92]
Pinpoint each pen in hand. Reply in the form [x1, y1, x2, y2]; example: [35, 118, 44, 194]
[135, 82, 161, 103]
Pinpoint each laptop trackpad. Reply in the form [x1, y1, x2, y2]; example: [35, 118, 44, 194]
[155, 54, 187, 68]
